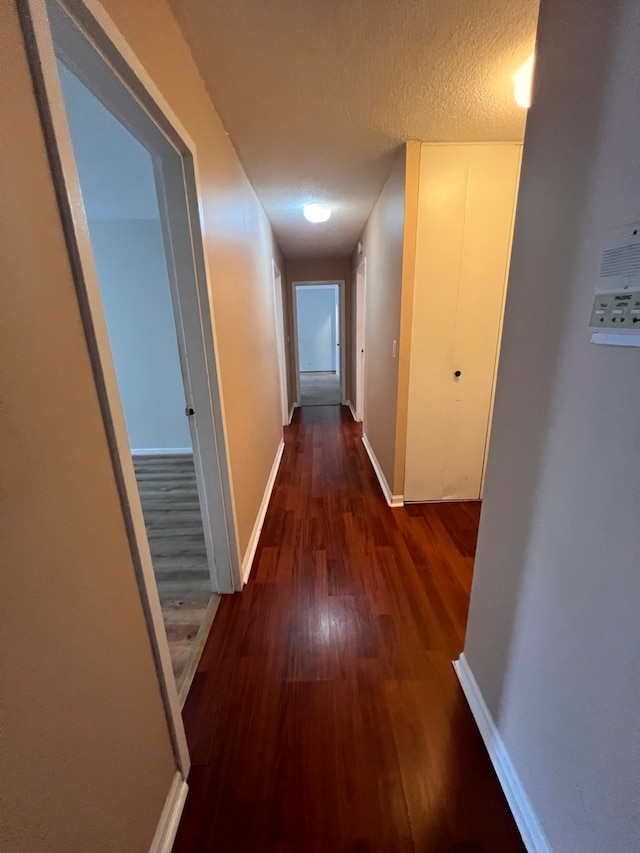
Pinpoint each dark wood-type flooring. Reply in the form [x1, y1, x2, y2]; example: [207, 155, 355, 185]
[174, 405, 525, 852]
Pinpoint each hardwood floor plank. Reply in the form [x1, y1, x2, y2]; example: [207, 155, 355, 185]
[173, 405, 525, 852]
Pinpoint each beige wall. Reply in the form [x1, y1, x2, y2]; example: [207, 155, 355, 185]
[393, 141, 420, 496]
[352, 146, 410, 496]
[464, 0, 640, 848]
[0, 3, 176, 851]
[285, 256, 353, 402]
[99, 0, 285, 562]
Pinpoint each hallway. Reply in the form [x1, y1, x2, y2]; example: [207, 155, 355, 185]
[174, 405, 523, 851]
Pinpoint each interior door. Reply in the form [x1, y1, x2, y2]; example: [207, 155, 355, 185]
[441, 146, 521, 498]
[272, 264, 290, 425]
[404, 144, 521, 501]
[355, 263, 367, 423]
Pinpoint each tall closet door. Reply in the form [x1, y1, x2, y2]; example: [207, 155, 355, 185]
[404, 144, 521, 502]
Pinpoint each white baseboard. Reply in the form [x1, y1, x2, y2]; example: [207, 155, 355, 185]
[361, 434, 404, 507]
[345, 400, 358, 422]
[453, 654, 552, 853]
[288, 403, 297, 424]
[149, 771, 188, 853]
[241, 439, 285, 584]
[131, 447, 192, 456]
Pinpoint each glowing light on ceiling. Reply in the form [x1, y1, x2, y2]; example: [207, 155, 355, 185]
[303, 203, 332, 223]
[514, 55, 535, 109]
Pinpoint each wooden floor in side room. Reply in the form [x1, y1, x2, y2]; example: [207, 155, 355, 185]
[173, 405, 525, 852]
[133, 453, 215, 686]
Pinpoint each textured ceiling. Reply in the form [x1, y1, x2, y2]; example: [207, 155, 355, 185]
[167, 0, 539, 258]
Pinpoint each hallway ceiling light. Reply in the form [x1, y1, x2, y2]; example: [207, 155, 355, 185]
[514, 55, 535, 109]
[303, 203, 331, 223]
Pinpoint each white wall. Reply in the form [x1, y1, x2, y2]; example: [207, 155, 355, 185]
[59, 62, 191, 452]
[88, 219, 192, 451]
[57, 63, 159, 220]
[296, 285, 338, 372]
[463, 0, 640, 849]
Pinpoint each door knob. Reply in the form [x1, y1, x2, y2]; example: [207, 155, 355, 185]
[454, 370, 462, 378]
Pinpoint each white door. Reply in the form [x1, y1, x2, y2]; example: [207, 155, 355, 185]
[404, 144, 521, 501]
[355, 261, 366, 423]
[334, 289, 341, 378]
[272, 263, 290, 425]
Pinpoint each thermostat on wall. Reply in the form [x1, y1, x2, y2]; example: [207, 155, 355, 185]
[590, 221, 640, 346]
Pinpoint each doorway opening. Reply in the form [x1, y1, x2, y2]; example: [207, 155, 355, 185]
[355, 259, 367, 424]
[292, 281, 345, 407]
[57, 61, 216, 694]
[23, 0, 242, 776]
[272, 263, 291, 425]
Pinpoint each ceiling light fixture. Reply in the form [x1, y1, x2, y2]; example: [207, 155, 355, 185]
[514, 55, 535, 109]
[303, 203, 331, 223]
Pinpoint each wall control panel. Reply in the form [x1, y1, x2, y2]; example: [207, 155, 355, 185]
[590, 221, 640, 346]
[590, 291, 640, 329]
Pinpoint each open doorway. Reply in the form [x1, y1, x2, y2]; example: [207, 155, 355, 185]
[57, 61, 216, 693]
[355, 259, 367, 424]
[272, 262, 291, 425]
[27, 0, 240, 737]
[292, 281, 345, 406]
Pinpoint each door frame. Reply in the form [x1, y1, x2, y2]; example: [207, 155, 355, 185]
[48, 20, 227, 601]
[291, 279, 346, 405]
[19, 0, 240, 777]
[272, 262, 291, 425]
[355, 259, 367, 424]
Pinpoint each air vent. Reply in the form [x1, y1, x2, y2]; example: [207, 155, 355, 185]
[600, 243, 640, 277]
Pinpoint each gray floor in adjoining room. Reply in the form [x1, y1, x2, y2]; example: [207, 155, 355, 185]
[133, 452, 215, 686]
[299, 371, 342, 406]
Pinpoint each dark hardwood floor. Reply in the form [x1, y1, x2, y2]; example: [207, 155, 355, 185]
[173, 405, 524, 852]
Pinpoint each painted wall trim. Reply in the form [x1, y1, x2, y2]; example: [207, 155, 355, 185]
[241, 439, 285, 583]
[361, 434, 404, 507]
[453, 654, 552, 853]
[131, 447, 192, 455]
[288, 403, 297, 424]
[346, 400, 358, 422]
[148, 771, 188, 853]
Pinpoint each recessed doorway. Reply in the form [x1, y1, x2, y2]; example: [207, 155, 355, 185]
[292, 281, 345, 407]
[24, 0, 242, 780]
[56, 61, 217, 692]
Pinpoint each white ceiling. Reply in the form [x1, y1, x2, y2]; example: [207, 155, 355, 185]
[167, 0, 539, 258]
